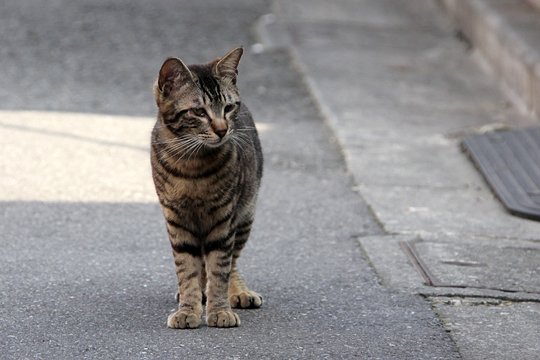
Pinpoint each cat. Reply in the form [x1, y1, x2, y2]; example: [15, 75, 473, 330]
[150, 48, 263, 329]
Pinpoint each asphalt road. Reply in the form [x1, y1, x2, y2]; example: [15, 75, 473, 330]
[0, 1, 460, 358]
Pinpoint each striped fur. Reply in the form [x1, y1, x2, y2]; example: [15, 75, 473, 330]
[151, 48, 263, 329]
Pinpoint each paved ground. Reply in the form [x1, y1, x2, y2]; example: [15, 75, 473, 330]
[1, 0, 539, 359]
[0, 0, 461, 359]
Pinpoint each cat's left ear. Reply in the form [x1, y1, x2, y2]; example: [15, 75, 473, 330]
[213, 47, 243, 83]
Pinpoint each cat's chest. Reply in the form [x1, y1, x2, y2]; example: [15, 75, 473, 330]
[155, 146, 239, 196]
[167, 177, 230, 202]
[165, 174, 240, 230]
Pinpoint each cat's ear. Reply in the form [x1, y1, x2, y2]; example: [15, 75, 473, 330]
[158, 57, 193, 97]
[213, 47, 243, 83]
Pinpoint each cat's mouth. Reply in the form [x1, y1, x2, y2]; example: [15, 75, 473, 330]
[204, 133, 230, 148]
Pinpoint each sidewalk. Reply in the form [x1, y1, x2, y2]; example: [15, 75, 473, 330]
[257, 0, 540, 358]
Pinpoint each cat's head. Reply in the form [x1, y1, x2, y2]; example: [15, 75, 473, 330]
[154, 47, 243, 147]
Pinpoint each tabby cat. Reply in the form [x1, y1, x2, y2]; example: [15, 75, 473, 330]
[150, 48, 263, 329]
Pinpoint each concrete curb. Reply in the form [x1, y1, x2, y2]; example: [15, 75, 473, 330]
[439, 0, 540, 119]
[528, 0, 540, 11]
[253, 11, 357, 184]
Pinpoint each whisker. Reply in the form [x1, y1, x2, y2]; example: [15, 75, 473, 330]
[154, 135, 201, 164]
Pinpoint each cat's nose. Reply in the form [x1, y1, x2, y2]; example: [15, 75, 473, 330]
[215, 127, 227, 139]
[212, 122, 228, 139]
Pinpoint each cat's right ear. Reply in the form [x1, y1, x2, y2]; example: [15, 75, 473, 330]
[158, 57, 193, 97]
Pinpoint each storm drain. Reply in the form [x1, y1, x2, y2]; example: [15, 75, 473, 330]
[462, 127, 540, 220]
[400, 239, 540, 293]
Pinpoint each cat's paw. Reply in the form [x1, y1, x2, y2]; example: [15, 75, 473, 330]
[167, 310, 201, 329]
[229, 290, 263, 309]
[206, 309, 240, 328]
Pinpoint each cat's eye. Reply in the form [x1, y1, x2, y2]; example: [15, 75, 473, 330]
[173, 109, 188, 122]
[191, 108, 207, 117]
[224, 104, 235, 114]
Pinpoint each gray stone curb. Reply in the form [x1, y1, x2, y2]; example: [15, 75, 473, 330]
[440, 0, 540, 119]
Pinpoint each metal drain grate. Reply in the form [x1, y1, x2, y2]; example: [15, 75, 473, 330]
[462, 127, 540, 221]
[400, 239, 540, 293]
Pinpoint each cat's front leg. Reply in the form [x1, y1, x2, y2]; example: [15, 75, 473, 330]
[204, 230, 240, 328]
[166, 224, 204, 329]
